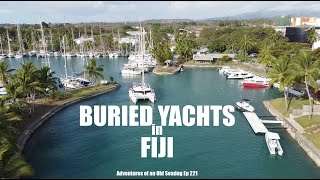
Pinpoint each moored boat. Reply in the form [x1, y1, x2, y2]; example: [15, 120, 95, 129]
[236, 99, 255, 112]
[265, 132, 283, 156]
[241, 77, 270, 88]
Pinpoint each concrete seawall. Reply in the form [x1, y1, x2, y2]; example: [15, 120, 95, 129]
[264, 101, 320, 167]
[18, 83, 121, 152]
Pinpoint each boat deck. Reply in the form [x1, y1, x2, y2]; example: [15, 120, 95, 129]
[243, 112, 269, 134]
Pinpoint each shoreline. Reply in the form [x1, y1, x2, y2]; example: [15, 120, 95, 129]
[263, 101, 320, 167]
[17, 83, 121, 152]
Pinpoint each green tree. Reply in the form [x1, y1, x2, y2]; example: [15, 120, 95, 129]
[152, 42, 172, 66]
[0, 61, 13, 85]
[175, 34, 197, 62]
[81, 59, 104, 86]
[240, 34, 253, 54]
[292, 51, 320, 119]
[12, 62, 42, 112]
[268, 54, 295, 111]
[37, 66, 58, 102]
[258, 45, 276, 73]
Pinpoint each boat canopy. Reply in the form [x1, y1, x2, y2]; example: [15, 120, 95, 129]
[241, 98, 250, 101]
[266, 132, 280, 139]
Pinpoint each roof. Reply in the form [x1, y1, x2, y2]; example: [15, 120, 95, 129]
[266, 132, 280, 139]
[164, 60, 172, 63]
[193, 53, 236, 61]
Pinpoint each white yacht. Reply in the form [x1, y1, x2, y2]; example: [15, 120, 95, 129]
[14, 54, 23, 59]
[28, 50, 37, 57]
[265, 132, 283, 156]
[236, 99, 255, 112]
[128, 26, 156, 104]
[60, 77, 85, 89]
[7, 53, 15, 58]
[227, 71, 254, 79]
[54, 51, 61, 57]
[121, 67, 142, 75]
[129, 82, 156, 104]
[66, 52, 76, 57]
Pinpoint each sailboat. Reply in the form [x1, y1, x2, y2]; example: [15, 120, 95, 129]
[28, 31, 37, 57]
[128, 26, 156, 104]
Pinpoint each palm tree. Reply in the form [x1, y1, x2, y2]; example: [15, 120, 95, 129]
[81, 59, 104, 86]
[13, 62, 42, 112]
[240, 34, 253, 54]
[268, 54, 295, 111]
[258, 45, 276, 73]
[292, 51, 320, 119]
[37, 66, 58, 102]
[0, 61, 14, 85]
[307, 27, 319, 49]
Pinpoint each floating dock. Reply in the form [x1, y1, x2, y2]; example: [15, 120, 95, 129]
[243, 112, 269, 133]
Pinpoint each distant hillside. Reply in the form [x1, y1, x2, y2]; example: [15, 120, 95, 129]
[203, 9, 320, 21]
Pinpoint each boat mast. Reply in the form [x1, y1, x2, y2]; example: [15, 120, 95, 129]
[91, 27, 94, 51]
[50, 29, 54, 52]
[40, 22, 46, 53]
[99, 27, 105, 53]
[71, 27, 75, 51]
[118, 29, 121, 53]
[62, 36, 67, 78]
[141, 24, 145, 87]
[112, 29, 115, 52]
[6, 27, 11, 55]
[31, 31, 35, 51]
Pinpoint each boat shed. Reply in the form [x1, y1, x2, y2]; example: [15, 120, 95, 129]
[193, 53, 236, 63]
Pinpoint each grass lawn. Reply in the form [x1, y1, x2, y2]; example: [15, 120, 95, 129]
[269, 97, 310, 117]
[304, 132, 320, 149]
[295, 115, 320, 128]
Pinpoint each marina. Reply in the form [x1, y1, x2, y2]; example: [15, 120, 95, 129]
[4, 58, 316, 178]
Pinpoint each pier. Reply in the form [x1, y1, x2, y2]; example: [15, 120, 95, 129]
[243, 112, 269, 133]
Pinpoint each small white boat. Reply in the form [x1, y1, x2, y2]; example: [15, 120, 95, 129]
[180, 67, 184, 72]
[227, 71, 254, 79]
[217, 66, 230, 73]
[7, 53, 15, 58]
[236, 99, 255, 112]
[265, 132, 283, 156]
[14, 54, 23, 59]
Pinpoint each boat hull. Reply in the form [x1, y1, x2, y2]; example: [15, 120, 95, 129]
[242, 82, 269, 88]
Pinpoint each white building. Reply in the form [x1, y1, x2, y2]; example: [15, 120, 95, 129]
[118, 37, 138, 45]
[312, 29, 320, 50]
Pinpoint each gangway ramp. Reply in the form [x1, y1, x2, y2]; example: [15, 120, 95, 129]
[243, 112, 269, 134]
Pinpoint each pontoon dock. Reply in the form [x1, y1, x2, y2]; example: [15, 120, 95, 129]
[243, 112, 269, 133]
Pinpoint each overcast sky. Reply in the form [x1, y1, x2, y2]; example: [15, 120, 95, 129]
[1, 1, 320, 24]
